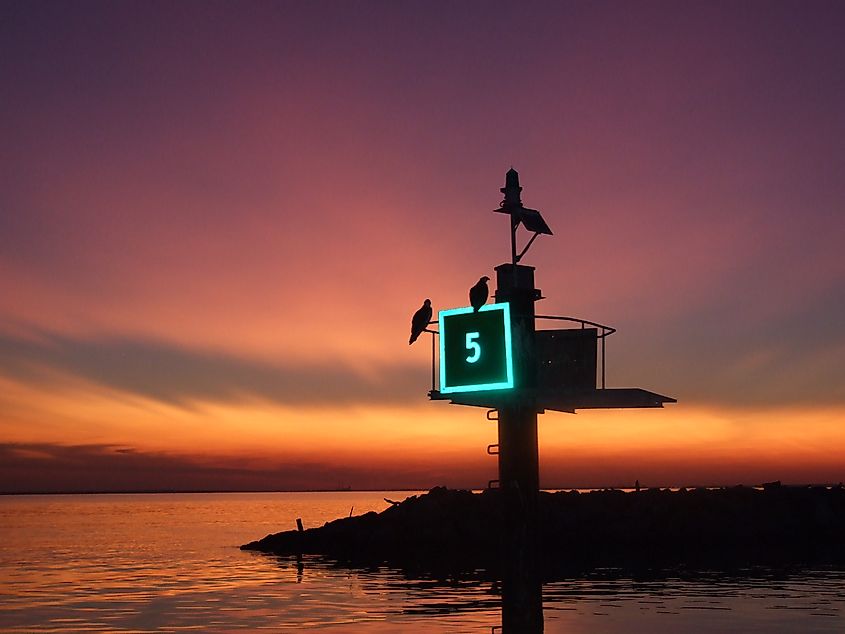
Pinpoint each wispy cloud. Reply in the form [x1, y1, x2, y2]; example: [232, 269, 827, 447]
[616, 282, 845, 407]
[0, 442, 484, 493]
[0, 328, 427, 407]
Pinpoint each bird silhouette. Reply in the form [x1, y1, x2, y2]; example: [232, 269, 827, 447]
[469, 276, 489, 312]
[409, 299, 432, 345]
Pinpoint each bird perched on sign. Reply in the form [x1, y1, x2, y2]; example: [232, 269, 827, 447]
[409, 299, 432, 345]
[469, 276, 490, 312]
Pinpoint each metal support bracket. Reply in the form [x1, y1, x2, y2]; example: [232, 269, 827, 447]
[515, 231, 541, 263]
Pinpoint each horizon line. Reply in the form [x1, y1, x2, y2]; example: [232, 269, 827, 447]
[3, 481, 842, 496]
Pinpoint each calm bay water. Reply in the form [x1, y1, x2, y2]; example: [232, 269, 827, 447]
[1, 491, 843, 632]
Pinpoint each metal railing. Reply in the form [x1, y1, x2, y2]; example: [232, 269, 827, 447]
[535, 315, 616, 389]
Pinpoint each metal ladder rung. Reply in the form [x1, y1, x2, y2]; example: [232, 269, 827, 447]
[487, 444, 499, 455]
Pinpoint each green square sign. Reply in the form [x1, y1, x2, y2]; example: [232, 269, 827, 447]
[438, 302, 514, 393]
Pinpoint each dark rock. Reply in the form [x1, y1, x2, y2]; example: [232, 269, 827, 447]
[241, 486, 845, 577]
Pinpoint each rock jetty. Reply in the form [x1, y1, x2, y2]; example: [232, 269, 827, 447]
[241, 485, 845, 576]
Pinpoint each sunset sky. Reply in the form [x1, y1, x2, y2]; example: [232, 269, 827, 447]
[2, 1, 844, 492]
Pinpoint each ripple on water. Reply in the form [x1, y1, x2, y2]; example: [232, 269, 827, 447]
[1, 493, 844, 632]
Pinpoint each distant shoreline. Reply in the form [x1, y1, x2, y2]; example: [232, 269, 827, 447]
[0, 488, 427, 496]
[3, 482, 842, 496]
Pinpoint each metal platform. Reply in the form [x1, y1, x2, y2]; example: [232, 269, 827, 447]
[429, 387, 676, 414]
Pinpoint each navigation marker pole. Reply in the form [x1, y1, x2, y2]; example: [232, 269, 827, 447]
[425, 169, 675, 634]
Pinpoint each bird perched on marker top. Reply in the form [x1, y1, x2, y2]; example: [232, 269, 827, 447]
[469, 276, 490, 312]
[409, 299, 432, 345]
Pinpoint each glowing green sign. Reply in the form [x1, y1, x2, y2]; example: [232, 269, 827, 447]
[438, 302, 514, 393]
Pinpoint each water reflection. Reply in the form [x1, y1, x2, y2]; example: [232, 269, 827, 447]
[263, 552, 845, 632]
[2, 493, 844, 632]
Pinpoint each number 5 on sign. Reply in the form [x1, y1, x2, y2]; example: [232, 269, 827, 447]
[438, 302, 514, 394]
[465, 332, 481, 363]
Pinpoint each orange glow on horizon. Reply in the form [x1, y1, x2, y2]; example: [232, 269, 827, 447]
[2, 366, 843, 491]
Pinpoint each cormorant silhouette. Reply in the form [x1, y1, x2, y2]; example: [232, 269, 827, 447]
[409, 299, 432, 345]
[469, 276, 489, 312]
